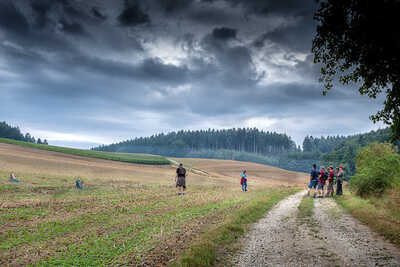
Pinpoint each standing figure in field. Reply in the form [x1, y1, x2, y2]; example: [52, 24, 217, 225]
[307, 164, 319, 198]
[317, 166, 326, 198]
[336, 166, 344, 195]
[327, 166, 335, 197]
[176, 163, 187, 195]
[241, 170, 248, 192]
[334, 167, 339, 194]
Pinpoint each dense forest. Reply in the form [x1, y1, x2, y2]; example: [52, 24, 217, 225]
[94, 127, 397, 174]
[302, 135, 351, 156]
[0, 121, 48, 145]
[94, 128, 298, 155]
[322, 128, 398, 176]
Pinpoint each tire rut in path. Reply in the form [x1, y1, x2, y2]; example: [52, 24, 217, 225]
[235, 191, 400, 267]
[313, 197, 400, 266]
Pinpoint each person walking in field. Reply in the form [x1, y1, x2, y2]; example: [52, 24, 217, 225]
[327, 166, 335, 197]
[336, 165, 344, 195]
[241, 170, 248, 192]
[307, 164, 318, 198]
[176, 163, 187, 195]
[317, 166, 326, 198]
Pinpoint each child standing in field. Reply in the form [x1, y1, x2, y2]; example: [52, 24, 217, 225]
[241, 170, 248, 192]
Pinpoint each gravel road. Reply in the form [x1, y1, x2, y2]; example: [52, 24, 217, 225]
[235, 191, 400, 267]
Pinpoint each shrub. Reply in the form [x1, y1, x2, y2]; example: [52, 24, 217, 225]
[350, 143, 400, 197]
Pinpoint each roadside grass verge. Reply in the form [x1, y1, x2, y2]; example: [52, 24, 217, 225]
[334, 188, 400, 248]
[171, 187, 299, 267]
[0, 137, 169, 165]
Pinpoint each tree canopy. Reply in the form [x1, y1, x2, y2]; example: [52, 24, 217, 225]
[0, 121, 47, 144]
[93, 128, 297, 156]
[312, 0, 400, 141]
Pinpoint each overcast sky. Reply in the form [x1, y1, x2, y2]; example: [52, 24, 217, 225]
[0, 0, 385, 148]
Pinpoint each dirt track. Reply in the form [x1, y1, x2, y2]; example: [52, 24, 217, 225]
[236, 191, 400, 267]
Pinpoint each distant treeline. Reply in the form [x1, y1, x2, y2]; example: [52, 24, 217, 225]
[0, 121, 48, 145]
[94, 128, 298, 155]
[93, 127, 397, 175]
[322, 128, 398, 176]
[302, 135, 352, 156]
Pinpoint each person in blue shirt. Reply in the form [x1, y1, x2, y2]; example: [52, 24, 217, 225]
[307, 164, 318, 198]
[240, 170, 248, 192]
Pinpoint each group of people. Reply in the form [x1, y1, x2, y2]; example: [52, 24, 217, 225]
[176, 162, 345, 198]
[307, 164, 344, 198]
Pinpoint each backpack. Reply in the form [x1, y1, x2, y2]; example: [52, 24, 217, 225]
[323, 172, 328, 180]
[178, 167, 186, 176]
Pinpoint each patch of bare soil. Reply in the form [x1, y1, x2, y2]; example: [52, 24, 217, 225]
[235, 192, 400, 267]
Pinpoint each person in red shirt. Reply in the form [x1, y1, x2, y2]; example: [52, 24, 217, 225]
[327, 166, 335, 197]
[317, 166, 326, 198]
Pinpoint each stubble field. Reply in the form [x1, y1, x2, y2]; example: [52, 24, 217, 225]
[0, 143, 306, 266]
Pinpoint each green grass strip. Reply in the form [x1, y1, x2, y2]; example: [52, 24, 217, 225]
[171, 187, 299, 267]
[0, 137, 169, 165]
[297, 195, 314, 220]
[334, 191, 400, 248]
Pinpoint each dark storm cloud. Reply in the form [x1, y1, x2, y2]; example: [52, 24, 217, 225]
[91, 7, 107, 20]
[58, 19, 87, 35]
[30, 0, 52, 29]
[0, 0, 383, 147]
[212, 27, 237, 40]
[0, 1, 29, 35]
[118, 0, 150, 26]
[160, 0, 195, 13]
[223, 0, 316, 16]
[254, 14, 316, 53]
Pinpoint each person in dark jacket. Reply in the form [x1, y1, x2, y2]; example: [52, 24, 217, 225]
[307, 164, 318, 198]
[336, 166, 344, 195]
[176, 163, 187, 195]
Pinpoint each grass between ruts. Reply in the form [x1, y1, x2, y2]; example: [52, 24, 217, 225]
[0, 137, 169, 165]
[334, 188, 400, 248]
[297, 194, 314, 220]
[171, 187, 300, 267]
